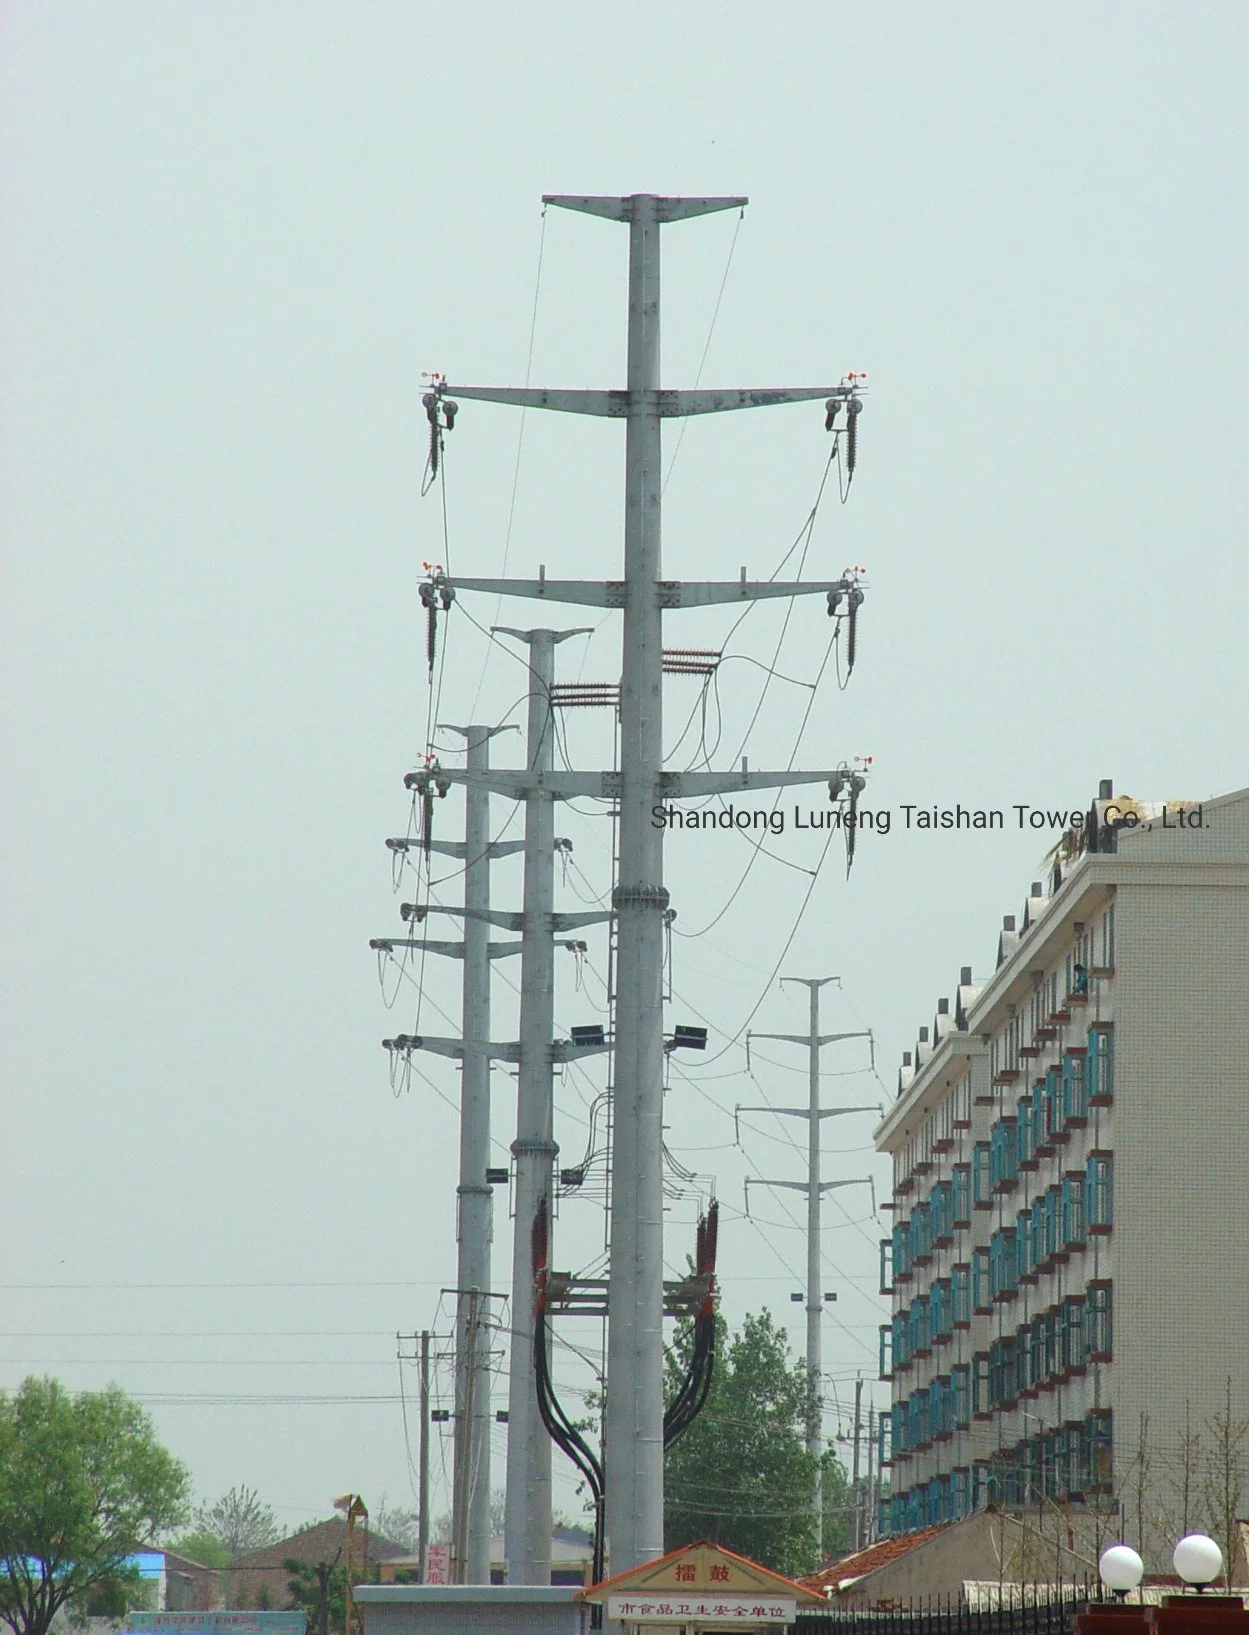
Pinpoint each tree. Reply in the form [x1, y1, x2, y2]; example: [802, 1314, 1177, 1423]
[819, 1450, 853, 1563]
[1202, 1375, 1247, 1587]
[663, 1311, 822, 1577]
[0, 1376, 189, 1635]
[370, 1501, 419, 1554]
[285, 1557, 345, 1635]
[192, 1485, 279, 1558]
[166, 1529, 232, 1569]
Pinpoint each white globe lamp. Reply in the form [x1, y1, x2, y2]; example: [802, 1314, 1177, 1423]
[1099, 1544, 1145, 1599]
[1173, 1533, 1223, 1591]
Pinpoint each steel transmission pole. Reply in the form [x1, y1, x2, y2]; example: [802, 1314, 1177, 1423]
[444, 723, 515, 1584]
[374, 723, 523, 1585]
[743, 978, 877, 1535]
[499, 626, 591, 1585]
[608, 194, 669, 1574]
[420, 191, 872, 1573]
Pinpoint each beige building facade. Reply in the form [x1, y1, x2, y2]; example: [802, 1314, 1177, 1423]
[874, 781, 1249, 1544]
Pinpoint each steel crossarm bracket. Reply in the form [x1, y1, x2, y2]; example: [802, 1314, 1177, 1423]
[423, 768, 859, 801]
[661, 577, 852, 607]
[369, 937, 522, 961]
[661, 768, 854, 798]
[551, 1040, 612, 1063]
[544, 193, 748, 222]
[442, 384, 846, 419]
[408, 768, 612, 800]
[413, 906, 612, 933]
[384, 1035, 521, 1063]
[386, 836, 526, 860]
[751, 1031, 872, 1049]
[440, 575, 852, 610]
[749, 1176, 873, 1196]
[736, 1103, 879, 1120]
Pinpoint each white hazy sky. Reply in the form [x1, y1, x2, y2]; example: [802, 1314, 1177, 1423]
[4, 4, 1248, 1536]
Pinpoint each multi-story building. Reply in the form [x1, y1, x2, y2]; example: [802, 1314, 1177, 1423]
[873, 780, 1249, 1538]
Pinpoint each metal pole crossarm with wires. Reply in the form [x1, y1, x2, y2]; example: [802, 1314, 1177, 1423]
[424, 192, 871, 1575]
[742, 976, 879, 1537]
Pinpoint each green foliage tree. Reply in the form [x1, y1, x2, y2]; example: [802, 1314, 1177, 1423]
[819, 1448, 854, 1563]
[165, 1530, 232, 1569]
[0, 1376, 189, 1635]
[664, 1310, 833, 1577]
[192, 1485, 279, 1558]
[284, 1558, 345, 1635]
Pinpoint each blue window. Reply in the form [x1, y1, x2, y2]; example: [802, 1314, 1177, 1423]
[972, 1246, 991, 1312]
[892, 1400, 907, 1455]
[1015, 1209, 1032, 1280]
[893, 1218, 911, 1279]
[910, 1294, 930, 1355]
[880, 1236, 894, 1294]
[1061, 1172, 1085, 1248]
[953, 1466, 971, 1518]
[911, 1200, 932, 1262]
[990, 1118, 1018, 1189]
[878, 1408, 892, 1468]
[1044, 1068, 1061, 1140]
[989, 1228, 1017, 1299]
[1088, 1025, 1114, 1103]
[1065, 1294, 1085, 1373]
[1043, 1186, 1059, 1259]
[1086, 1153, 1114, 1228]
[892, 1311, 909, 1369]
[1087, 1281, 1113, 1357]
[908, 1388, 928, 1448]
[1062, 1050, 1087, 1122]
[988, 1340, 1004, 1407]
[932, 1179, 954, 1243]
[953, 1363, 971, 1428]
[952, 1163, 971, 1226]
[972, 1352, 989, 1416]
[1015, 1096, 1033, 1167]
[1029, 1314, 1045, 1388]
[879, 1323, 893, 1380]
[1031, 1195, 1046, 1266]
[1089, 1408, 1113, 1489]
[930, 1278, 952, 1343]
[1030, 1079, 1045, 1151]
[972, 1141, 991, 1206]
[952, 1263, 971, 1326]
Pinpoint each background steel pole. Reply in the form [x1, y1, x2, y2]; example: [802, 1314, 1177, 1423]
[605, 193, 667, 1575]
[806, 979, 825, 1531]
[500, 626, 586, 1584]
[449, 724, 500, 1584]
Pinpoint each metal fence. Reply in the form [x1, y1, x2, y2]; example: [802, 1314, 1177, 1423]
[795, 1583, 1101, 1635]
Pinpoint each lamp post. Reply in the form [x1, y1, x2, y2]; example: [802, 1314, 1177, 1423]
[1074, 1545, 1148, 1635]
[1174, 1535, 1225, 1594]
[333, 1493, 369, 1635]
[1150, 1534, 1248, 1635]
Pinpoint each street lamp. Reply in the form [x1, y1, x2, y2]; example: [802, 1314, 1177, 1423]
[1099, 1545, 1144, 1600]
[1173, 1533, 1223, 1593]
[334, 1494, 369, 1635]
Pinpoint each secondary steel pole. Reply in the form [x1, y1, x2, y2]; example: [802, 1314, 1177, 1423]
[500, 626, 588, 1584]
[606, 193, 667, 1576]
[447, 723, 508, 1585]
[419, 1330, 431, 1578]
[806, 980, 824, 1530]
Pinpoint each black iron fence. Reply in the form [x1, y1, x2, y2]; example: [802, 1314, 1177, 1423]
[796, 1582, 1102, 1635]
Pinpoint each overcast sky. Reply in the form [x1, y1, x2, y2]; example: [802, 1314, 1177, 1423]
[4, 3, 1248, 1537]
